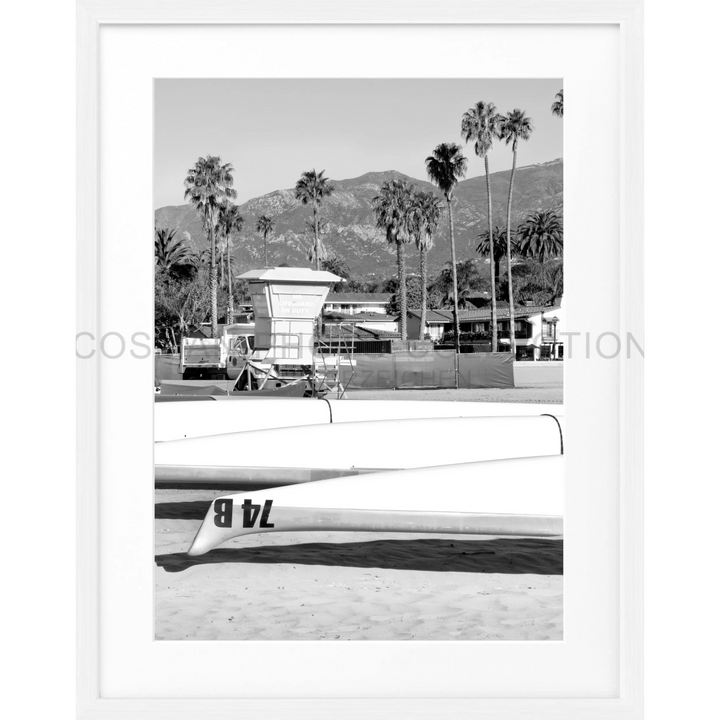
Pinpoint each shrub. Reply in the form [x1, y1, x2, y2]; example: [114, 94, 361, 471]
[438, 330, 491, 345]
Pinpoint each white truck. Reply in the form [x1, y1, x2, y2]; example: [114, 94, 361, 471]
[180, 323, 257, 381]
[180, 321, 341, 394]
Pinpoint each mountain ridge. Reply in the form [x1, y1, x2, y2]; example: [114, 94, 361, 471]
[155, 158, 562, 278]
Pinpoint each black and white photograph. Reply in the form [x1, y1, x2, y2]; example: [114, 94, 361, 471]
[71, 6, 645, 701]
[153, 78, 565, 641]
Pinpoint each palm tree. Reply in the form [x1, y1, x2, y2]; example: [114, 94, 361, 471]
[515, 210, 563, 306]
[476, 225, 511, 288]
[372, 179, 414, 340]
[216, 238, 240, 282]
[546, 263, 564, 304]
[154, 226, 196, 280]
[551, 89, 564, 118]
[216, 202, 244, 320]
[184, 155, 237, 337]
[409, 190, 443, 339]
[516, 210, 563, 263]
[216, 238, 227, 287]
[425, 142, 468, 367]
[433, 259, 487, 311]
[321, 256, 351, 292]
[461, 100, 504, 352]
[295, 169, 334, 270]
[255, 215, 275, 267]
[499, 110, 534, 356]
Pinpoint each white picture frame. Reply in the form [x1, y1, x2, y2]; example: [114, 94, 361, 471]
[77, 1, 643, 718]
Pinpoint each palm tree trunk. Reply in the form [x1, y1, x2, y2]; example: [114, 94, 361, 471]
[397, 240, 407, 341]
[419, 244, 428, 340]
[313, 199, 320, 271]
[264, 231, 268, 267]
[209, 220, 218, 339]
[485, 155, 498, 353]
[227, 240, 234, 320]
[448, 198, 460, 389]
[220, 244, 225, 288]
[506, 146, 517, 357]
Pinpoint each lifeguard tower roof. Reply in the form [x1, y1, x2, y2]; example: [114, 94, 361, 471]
[237, 267, 344, 284]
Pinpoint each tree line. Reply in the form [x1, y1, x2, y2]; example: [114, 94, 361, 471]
[372, 89, 564, 351]
[155, 88, 563, 351]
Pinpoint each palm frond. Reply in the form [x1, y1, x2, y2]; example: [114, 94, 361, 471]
[460, 101, 503, 158]
[306, 236, 329, 263]
[425, 142, 467, 199]
[294, 169, 335, 205]
[155, 226, 198, 274]
[515, 210, 563, 262]
[410, 190, 443, 252]
[216, 201, 244, 238]
[476, 226, 514, 258]
[500, 109, 534, 147]
[371, 178, 415, 245]
[184, 155, 238, 226]
[255, 214, 275, 236]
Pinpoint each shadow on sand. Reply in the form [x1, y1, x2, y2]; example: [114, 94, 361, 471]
[155, 537, 563, 576]
[155, 501, 213, 520]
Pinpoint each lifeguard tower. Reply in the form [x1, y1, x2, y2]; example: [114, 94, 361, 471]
[236, 267, 343, 394]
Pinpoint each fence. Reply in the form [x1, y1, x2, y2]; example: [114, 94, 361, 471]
[317, 338, 393, 354]
[156, 349, 516, 389]
[154, 353, 183, 381]
[435, 342, 493, 353]
[339, 351, 514, 390]
[390, 340, 435, 353]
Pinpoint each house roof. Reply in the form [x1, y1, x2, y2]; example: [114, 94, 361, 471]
[407, 304, 560, 324]
[324, 311, 397, 323]
[325, 293, 392, 303]
[321, 325, 401, 341]
[407, 309, 455, 323]
[459, 305, 560, 321]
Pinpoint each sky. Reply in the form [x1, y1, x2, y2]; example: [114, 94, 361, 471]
[155, 79, 563, 208]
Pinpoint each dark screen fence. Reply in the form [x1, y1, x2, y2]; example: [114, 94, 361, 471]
[339, 351, 514, 390]
[156, 350, 515, 390]
[155, 353, 183, 381]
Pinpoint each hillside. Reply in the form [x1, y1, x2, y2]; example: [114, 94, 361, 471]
[154, 158, 562, 278]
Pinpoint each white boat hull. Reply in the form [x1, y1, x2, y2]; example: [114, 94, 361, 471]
[188, 455, 564, 556]
[154, 397, 564, 442]
[155, 414, 563, 486]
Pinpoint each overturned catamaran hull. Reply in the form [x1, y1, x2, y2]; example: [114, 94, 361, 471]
[155, 414, 563, 486]
[154, 397, 564, 442]
[187, 455, 563, 556]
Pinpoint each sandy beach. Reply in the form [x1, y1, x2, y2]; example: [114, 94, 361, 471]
[155, 368, 564, 641]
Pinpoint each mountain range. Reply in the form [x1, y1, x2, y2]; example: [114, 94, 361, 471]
[154, 158, 562, 279]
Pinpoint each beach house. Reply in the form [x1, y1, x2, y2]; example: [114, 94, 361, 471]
[323, 292, 392, 315]
[406, 298, 564, 360]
